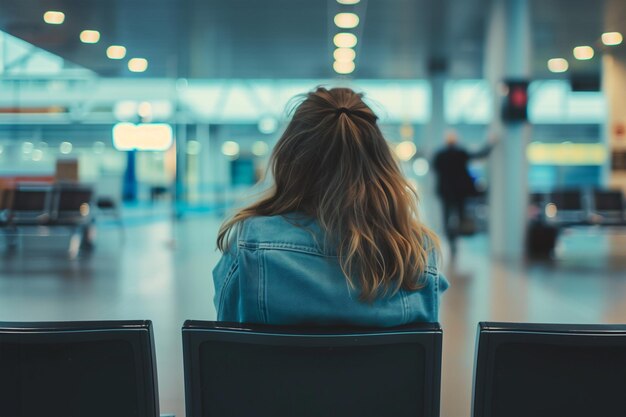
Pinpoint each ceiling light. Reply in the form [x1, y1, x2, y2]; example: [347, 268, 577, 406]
[400, 124, 414, 139]
[60, 141, 73, 154]
[333, 47, 356, 62]
[128, 58, 148, 72]
[337, 0, 360, 4]
[43, 11, 65, 25]
[395, 141, 417, 161]
[333, 60, 355, 74]
[80, 30, 100, 44]
[258, 116, 278, 134]
[32, 149, 44, 162]
[334, 13, 359, 29]
[412, 158, 430, 176]
[602, 32, 623, 46]
[252, 141, 270, 157]
[106, 45, 126, 59]
[333, 33, 358, 48]
[573, 46, 594, 60]
[221, 141, 240, 158]
[138, 101, 153, 119]
[547, 58, 568, 73]
[22, 142, 34, 154]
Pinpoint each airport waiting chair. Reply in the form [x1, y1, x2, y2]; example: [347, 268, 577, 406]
[50, 185, 95, 255]
[472, 322, 626, 417]
[0, 320, 160, 417]
[0, 189, 11, 225]
[50, 184, 93, 224]
[548, 189, 586, 223]
[592, 189, 625, 224]
[0, 188, 10, 212]
[182, 320, 442, 417]
[6, 186, 51, 225]
[1, 187, 51, 249]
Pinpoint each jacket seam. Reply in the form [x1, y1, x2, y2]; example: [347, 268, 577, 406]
[218, 259, 239, 316]
[434, 273, 440, 319]
[400, 290, 409, 324]
[258, 250, 268, 323]
[239, 241, 335, 258]
[425, 266, 438, 276]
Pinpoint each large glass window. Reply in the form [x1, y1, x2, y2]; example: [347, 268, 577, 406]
[180, 80, 430, 123]
[444, 80, 493, 124]
[528, 80, 605, 124]
[0, 30, 91, 76]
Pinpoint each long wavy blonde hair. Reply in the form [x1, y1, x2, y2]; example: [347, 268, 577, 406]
[217, 87, 439, 301]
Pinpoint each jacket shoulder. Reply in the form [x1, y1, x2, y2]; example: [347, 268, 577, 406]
[238, 214, 329, 254]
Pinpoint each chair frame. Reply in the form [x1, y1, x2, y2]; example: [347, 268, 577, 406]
[183, 320, 442, 417]
[472, 321, 626, 417]
[0, 320, 160, 417]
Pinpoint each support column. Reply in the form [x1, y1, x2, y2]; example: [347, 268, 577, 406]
[603, 54, 626, 194]
[122, 150, 137, 202]
[174, 122, 188, 218]
[424, 74, 446, 233]
[196, 123, 212, 204]
[426, 74, 446, 156]
[484, 0, 532, 260]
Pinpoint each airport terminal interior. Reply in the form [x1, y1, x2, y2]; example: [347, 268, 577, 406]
[1, 0, 626, 416]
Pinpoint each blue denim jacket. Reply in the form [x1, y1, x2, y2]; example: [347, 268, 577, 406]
[213, 214, 448, 326]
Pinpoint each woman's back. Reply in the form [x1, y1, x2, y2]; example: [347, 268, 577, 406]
[214, 214, 447, 326]
[214, 87, 447, 326]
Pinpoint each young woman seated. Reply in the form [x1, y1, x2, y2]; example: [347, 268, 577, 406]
[213, 87, 448, 326]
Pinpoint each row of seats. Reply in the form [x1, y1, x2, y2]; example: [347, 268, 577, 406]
[0, 184, 93, 226]
[531, 188, 625, 225]
[2, 320, 626, 417]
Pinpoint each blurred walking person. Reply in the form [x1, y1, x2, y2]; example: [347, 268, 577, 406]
[433, 130, 496, 255]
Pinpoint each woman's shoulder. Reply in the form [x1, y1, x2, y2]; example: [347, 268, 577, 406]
[237, 213, 327, 252]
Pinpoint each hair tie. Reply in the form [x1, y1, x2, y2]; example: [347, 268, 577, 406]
[336, 107, 350, 116]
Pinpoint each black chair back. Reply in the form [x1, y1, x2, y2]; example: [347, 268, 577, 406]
[52, 185, 93, 222]
[0, 189, 10, 222]
[472, 322, 626, 417]
[549, 189, 584, 210]
[183, 320, 442, 417]
[8, 187, 51, 223]
[0, 189, 10, 211]
[593, 189, 624, 212]
[0, 320, 159, 417]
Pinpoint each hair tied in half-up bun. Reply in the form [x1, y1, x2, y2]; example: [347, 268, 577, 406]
[336, 107, 350, 117]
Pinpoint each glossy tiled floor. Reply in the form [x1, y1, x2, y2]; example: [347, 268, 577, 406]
[1, 213, 626, 417]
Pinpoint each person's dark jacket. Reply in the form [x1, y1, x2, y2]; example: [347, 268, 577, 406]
[433, 144, 491, 200]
